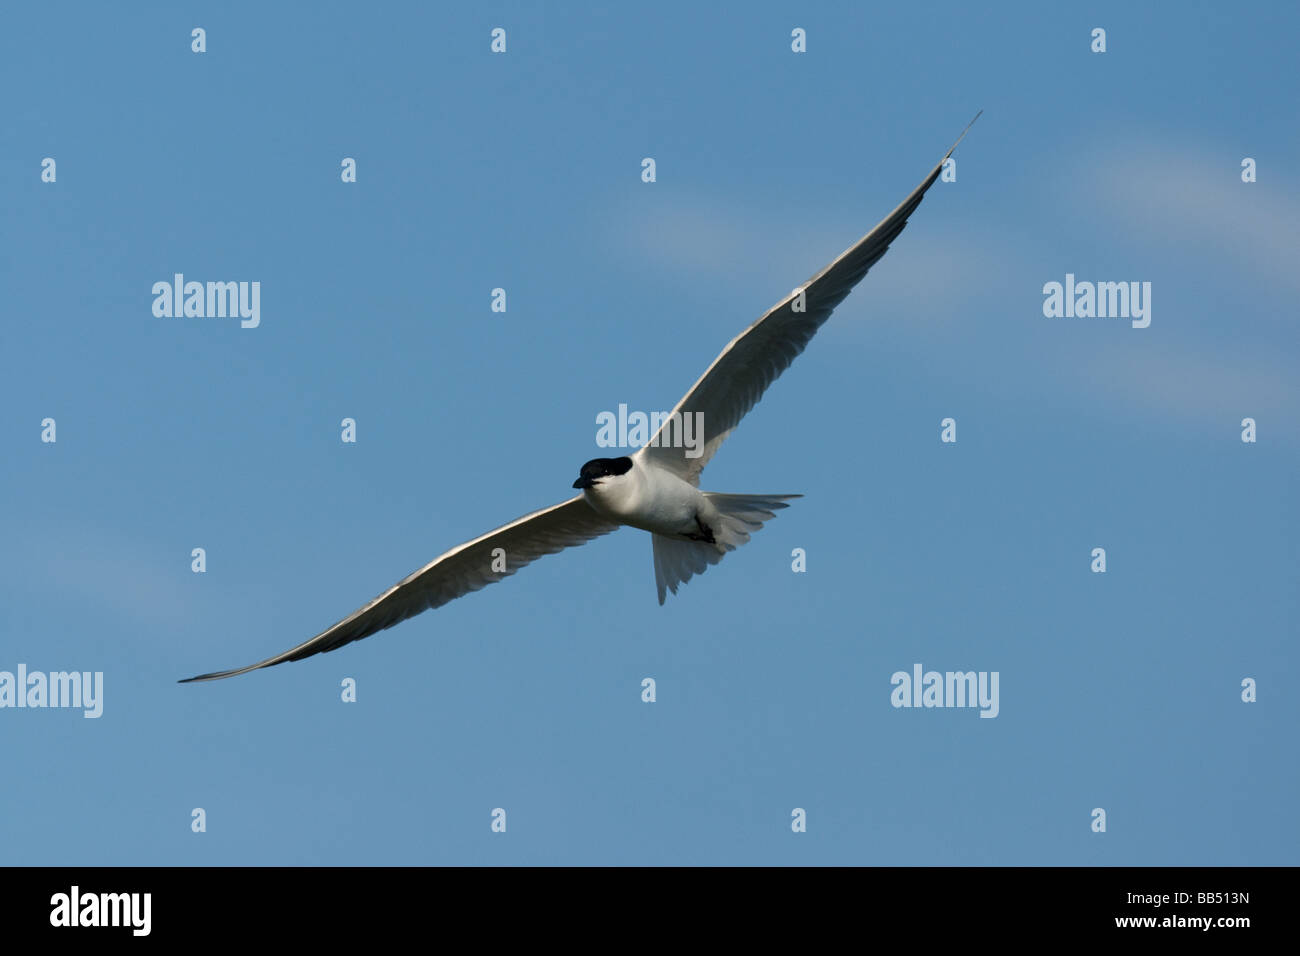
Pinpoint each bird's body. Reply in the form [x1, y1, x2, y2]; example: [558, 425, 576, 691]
[578, 454, 712, 535]
[575, 453, 802, 599]
[182, 114, 981, 683]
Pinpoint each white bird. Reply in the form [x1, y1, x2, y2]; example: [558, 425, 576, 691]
[182, 115, 980, 683]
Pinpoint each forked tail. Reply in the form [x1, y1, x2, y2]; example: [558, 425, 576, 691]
[651, 493, 801, 604]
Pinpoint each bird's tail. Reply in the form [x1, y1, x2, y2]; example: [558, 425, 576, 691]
[652, 493, 801, 604]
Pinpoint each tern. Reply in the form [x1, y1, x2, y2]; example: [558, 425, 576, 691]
[182, 114, 980, 683]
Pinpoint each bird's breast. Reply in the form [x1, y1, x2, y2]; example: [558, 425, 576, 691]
[586, 466, 703, 535]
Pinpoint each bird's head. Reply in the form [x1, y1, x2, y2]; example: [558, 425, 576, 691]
[572, 456, 633, 490]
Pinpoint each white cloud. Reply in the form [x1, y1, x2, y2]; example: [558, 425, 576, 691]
[1076, 140, 1300, 295]
[609, 188, 1022, 333]
[596, 143, 1299, 441]
[1077, 341, 1297, 430]
[8, 523, 193, 630]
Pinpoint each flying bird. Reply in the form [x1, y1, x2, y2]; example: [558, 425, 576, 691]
[182, 114, 980, 683]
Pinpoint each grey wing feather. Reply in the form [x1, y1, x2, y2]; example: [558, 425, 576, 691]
[180, 495, 619, 682]
[641, 113, 981, 483]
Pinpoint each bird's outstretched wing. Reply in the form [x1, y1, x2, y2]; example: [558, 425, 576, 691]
[180, 495, 619, 682]
[639, 112, 981, 484]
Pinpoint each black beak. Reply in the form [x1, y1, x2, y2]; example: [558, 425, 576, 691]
[572, 476, 592, 489]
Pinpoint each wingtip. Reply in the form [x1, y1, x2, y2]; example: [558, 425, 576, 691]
[178, 672, 219, 684]
[178, 663, 262, 683]
[944, 110, 983, 159]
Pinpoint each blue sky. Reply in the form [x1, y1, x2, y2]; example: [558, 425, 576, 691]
[2, 1, 1295, 864]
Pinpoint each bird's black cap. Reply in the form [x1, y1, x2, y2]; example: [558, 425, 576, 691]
[573, 456, 633, 488]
